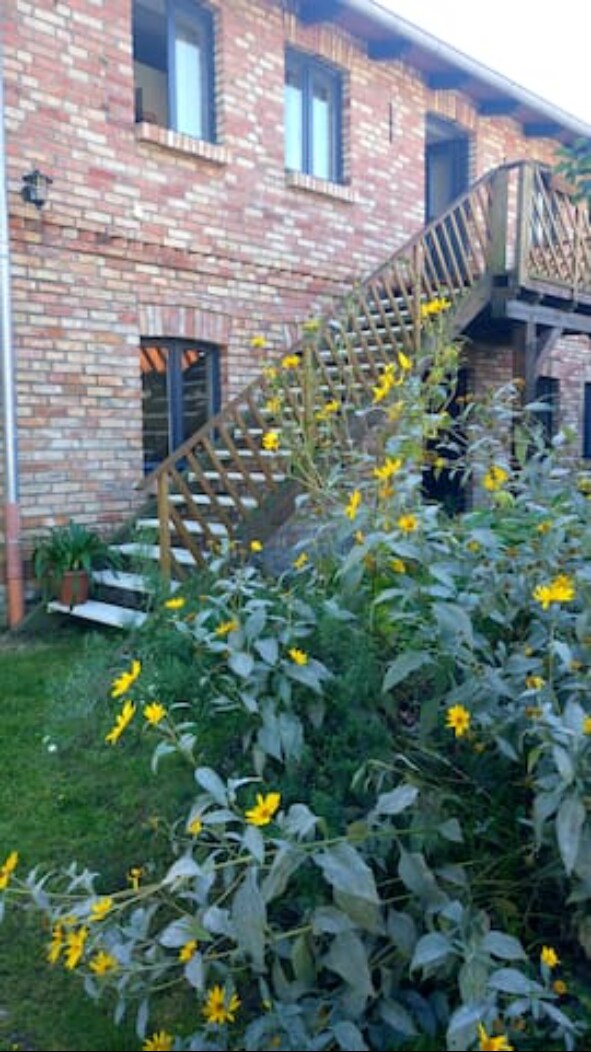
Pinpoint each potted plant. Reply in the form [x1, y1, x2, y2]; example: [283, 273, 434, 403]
[32, 520, 116, 607]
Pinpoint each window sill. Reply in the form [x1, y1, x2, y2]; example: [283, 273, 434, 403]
[285, 170, 357, 203]
[135, 122, 229, 165]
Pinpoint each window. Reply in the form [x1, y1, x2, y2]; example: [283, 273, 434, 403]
[133, 0, 215, 141]
[285, 49, 343, 183]
[534, 375, 560, 444]
[141, 339, 220, 473]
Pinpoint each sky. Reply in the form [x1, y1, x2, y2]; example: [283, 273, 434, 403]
[377, 0, 591, 127]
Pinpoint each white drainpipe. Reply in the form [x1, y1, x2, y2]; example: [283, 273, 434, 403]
[0, 44, 25, 627]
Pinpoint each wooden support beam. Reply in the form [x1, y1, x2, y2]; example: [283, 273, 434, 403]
[502, 298, 591, 335]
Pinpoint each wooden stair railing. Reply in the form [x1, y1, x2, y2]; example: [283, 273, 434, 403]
[140, 162, 589, 579]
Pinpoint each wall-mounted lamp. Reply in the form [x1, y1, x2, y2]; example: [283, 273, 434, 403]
[21, 169, 53, 210]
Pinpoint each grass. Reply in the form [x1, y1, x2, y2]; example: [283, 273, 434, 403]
[0, 618, 194, 1052]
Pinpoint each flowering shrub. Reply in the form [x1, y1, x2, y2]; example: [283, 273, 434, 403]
[3, 315, 591, 1050]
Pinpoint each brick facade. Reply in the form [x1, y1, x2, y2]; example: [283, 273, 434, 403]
[1, 0, 589, 619]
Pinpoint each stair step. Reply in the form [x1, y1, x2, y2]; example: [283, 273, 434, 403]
[136, 518, 228, 537]
[92, 568, 154, 594]
[112, 542, 198, 566]
[202, 469, 286, 482]
[170, 493, 258, 509]
[47, 599, 147, 629]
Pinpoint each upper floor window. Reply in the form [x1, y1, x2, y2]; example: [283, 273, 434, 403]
[285, 49, 343, 183]
[133, 0, 216, 141]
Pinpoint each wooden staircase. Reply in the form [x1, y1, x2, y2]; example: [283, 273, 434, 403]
[47, 161, 591, 629]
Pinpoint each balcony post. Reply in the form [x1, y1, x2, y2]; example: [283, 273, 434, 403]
[486, 166, 509, 276]
[515, 163, 534, 286]
[157, 472, 171, 580]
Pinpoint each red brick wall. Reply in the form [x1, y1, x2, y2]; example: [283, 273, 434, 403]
[1, 0, 585, 615]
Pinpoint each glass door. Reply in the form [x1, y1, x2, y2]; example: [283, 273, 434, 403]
[140, 338, 219, 473]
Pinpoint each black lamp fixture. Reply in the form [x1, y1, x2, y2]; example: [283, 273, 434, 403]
[21, 169, 53, 210]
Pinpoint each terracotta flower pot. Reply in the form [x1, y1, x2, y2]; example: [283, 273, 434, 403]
[58, 570, 90, 607]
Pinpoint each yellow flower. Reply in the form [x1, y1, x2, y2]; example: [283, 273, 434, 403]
[215, 618, 239, 637]
[289, 647, 308, 665]
[164, 596, 186, 610]
[250, 539, 263, 552]
[345, 489, 362, 521]
[250, 334, 267, 349]
[64, 926, 89, 970]
[525, 675, 545, 690]
[110, 659, 141, 699]
[373, 457, 403, 482]
[127, 865, 144, 891]
[293, 552, 309, 570]
[245, 792, 281, 827]
[390, 557, 406, 574]
[533, 574, 576, 610]
[483, 465, 509, 492]
[583, 715, 591, 735]
[104, 699, 136, 745]
[0, 850, 18, 891]
[262, 364, 277, 381]
[525, 705, 542, 718]
[446, 704, 471, 738]
[203, 984, 241, 1025]
[541, 945, 560, 969]
[47, 923, 64, 965]
[143, 1031, 175, 1051]
[89, 896, 113, 922]
[143, 701, 167, 726]
[354, 530, 365, 544]
[187, 816, 203, 836]
[467, 540, 480, 553]
[477, 1023, 514, 1051]
[387, 400, 404, 421]
[179, 939, 198, 962]
[536, 520, 552, 534]
[398, 350, 412, 371]
[553, 978, 568, 995]
[265, 396, 282, 415]
[397, 513, 418, 533]
[281, 353, 300, 370]
[89, 950, 118, 975]
[302, 317, 321, 334]
[262, 430, 280, 451]
[420, 296, 451, 318]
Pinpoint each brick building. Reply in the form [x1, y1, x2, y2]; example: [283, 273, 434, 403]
[1, 0, 591, 625]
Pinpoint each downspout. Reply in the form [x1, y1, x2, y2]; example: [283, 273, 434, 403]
[0, 44, 25, 627]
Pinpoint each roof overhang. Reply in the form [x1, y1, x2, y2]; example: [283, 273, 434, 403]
[294, 0, 591, 146]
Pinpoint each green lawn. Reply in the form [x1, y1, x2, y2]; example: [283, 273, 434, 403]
[0, 619, 193, 1052]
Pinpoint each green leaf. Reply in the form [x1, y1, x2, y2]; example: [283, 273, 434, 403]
[380, 999, 418, 1038]
[195, 766, 228, 806]
[556, 793, 586, 875]
[281, 803, 318, 839]
[439, 818, 463, 843]
[254, 637, 278, 666]
[398, 848, 447, 906]
[231, 868, 267, 971]
[552, 745, 575, 784]
[446, 1002, 488, 1052]
[313, 843, 379, 904]
[481, 931, 527, 960]
[382, 651, 432, 692]
[162, 855, 201, 887]
[387, 909, 418, 958]
[261, 844, 305, 903]
[334, 890, 384, 934]
[323, 931, 374, 1001]
[311, 905, 356, 935]
[410, 932, 452, 971]
[228, 650, 255, 679]
[244, 605, 267, 641]
[433, 602, 474, 645]
[333, 1020, 369, 1050]
[184, 952, 204, 991]
[488, 967, 541, 995]
[374, 784, 419, 816]
[243, 824, 265, 864]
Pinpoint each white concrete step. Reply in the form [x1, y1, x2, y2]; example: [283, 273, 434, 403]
[169, 492, 258, 509]
[92, 568, 154, 594]
[201, 468, 286, 483]
[47, 599, 147, 629]
[112, 542, 198, 566]
[136, 518, 228, 537]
